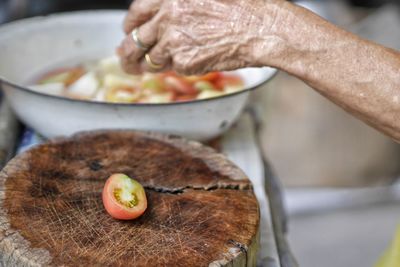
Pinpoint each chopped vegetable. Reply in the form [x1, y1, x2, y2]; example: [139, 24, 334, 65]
[199, 72, 222, 82]
[164, 75, 197, 95]
[141, 74, 163, 92]
[141, 92, 174, 103]
[215, 75, 244, 91]
[98, 56, 123, 75]
[197, 90, 224, 100]
[40, 72, 71, 85]
[29, 83, 65, 96]
[103, 74, 137, 89]
[68, 71, 99, 98]
[39, 67, 85, 86]
[32, 56, 245, 103]
[174, 94, 198, 102]
[105, 87, 140, 103]
[194, 81, 216, 91]
[102, 173, 147, 220]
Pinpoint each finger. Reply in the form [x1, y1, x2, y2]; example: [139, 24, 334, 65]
[140, 37, 171, 73]
[118, 17, 161, 74]
[123, 0, 162, 34]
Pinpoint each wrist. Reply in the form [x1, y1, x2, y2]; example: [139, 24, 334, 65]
[251, 1, 332, 74]
[250, 1, 297, 69]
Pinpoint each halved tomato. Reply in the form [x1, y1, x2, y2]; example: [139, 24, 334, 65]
[102, 173, 147, 220]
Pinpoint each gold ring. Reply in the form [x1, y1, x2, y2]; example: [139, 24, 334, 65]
[145, 54, 163, 70]
[131, 28, 151, 51]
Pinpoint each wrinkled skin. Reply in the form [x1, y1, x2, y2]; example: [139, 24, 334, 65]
[118, 0, 283, 75]
[119, 0, 400, 142]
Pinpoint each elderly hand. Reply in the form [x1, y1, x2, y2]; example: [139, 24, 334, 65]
[118, 0, 400, 142]
[118, 0, 285, 75]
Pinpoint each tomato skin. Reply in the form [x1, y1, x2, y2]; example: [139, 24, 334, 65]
[102, 174, 147, 220]
[39, 67, 85, 86]
[200, 72, 222, 82]
[184, 72, 221, 83]
[214, 75, 244, 90]
[174, 94, 198, 102]
[164, 76, 198, 95]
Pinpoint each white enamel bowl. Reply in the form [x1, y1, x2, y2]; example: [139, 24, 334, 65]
[0, 11, 277, 141]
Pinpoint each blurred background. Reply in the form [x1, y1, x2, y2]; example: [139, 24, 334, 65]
[0, 0, 398, 23]
[1, 0, 400, 266]
[254, 1, 400, 267]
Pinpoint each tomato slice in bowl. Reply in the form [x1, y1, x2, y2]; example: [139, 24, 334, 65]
[163, 74, 198, 95]
[102, 173, 147, 220]
[214, 75, 244, 91]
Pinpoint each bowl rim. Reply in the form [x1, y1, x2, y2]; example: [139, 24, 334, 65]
[0, 10, 278, 107]
[1, 69, 277, 107]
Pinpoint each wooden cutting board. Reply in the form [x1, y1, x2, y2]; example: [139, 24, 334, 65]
[0, 131, 260, 267]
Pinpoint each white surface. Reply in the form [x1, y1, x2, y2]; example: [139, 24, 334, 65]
[285, 182, 400, 216]
[221, 113, 280, 267]
[289, 202, 400, 267]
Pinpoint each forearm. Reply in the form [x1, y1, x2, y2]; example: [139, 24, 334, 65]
[260, 2, 400, 142]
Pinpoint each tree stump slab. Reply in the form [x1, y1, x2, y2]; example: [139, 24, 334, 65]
[0, 131, 260, 267]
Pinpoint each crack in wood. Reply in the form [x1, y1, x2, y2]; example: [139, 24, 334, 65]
[144, 183, 252, 195]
